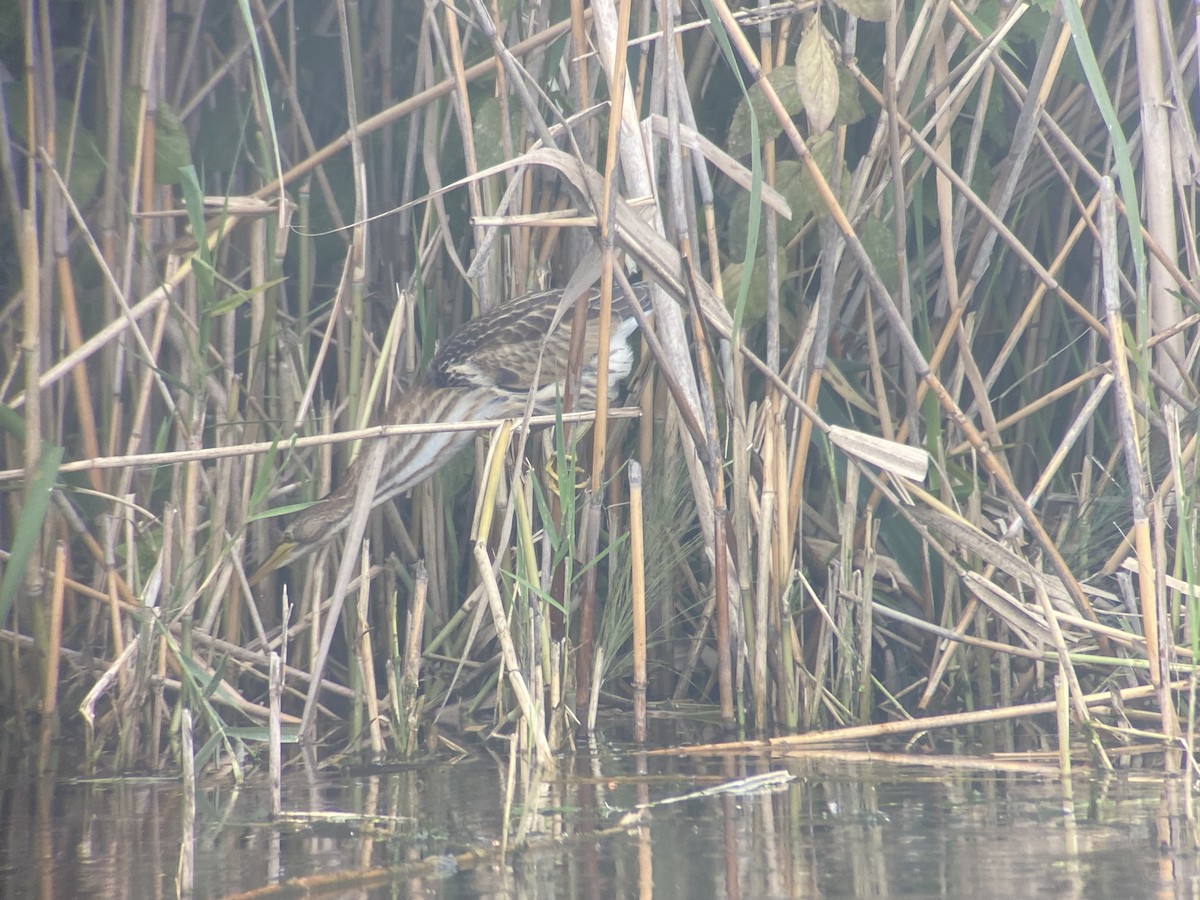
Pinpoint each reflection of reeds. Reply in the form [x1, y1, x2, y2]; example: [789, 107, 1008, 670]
[4, 0, 1196, 775]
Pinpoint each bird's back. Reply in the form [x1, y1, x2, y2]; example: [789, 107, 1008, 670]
[430, 283, 652, 414]
[251, 282, 654, 581]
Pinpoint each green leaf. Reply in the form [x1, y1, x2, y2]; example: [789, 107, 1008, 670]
[122, 88, 194, 184]
[835, 70, 866, 126]
[202, 653, 231, 700]
[720, 252, 787, 328]
[209, 276, 288, 316]
[177, 165, 215, 308]
[700, 0, 763, 332]
[194, 91, 251, 177]
[0, 444, 63, 629]
[727, 66, 803, 158]
[152, 101, 193, 185]
[473, 96, 513, 170]
[4, 84, 104, 203]
[858, 216, 900, 295]
[726, 135, 839, 258]
[246, 500, 317, 525]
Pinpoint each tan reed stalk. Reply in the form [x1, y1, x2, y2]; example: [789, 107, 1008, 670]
[56, 256, 104, 494]
[574, 0, 633, 718]
[40, 541, 67, 749]
[665, 681, 1192, 756]
[0, 408, 637, 487]
[769, 406, 799, 729]
[1100, 180, 1163, 698]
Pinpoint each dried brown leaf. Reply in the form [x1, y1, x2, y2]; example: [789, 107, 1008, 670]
[795, 22, 839, 135]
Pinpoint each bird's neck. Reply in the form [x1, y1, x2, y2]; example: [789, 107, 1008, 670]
[328, 383, 500, 516]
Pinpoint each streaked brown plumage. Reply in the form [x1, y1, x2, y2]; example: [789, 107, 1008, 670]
[250, 283, 651, 583]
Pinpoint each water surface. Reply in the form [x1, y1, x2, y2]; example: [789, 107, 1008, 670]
[0, 747, 1193, 898]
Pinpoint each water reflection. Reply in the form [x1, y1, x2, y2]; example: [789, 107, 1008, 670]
[0, 748, 1194, 898]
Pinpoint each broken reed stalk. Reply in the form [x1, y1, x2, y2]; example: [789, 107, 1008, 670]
[269, 653, 282, 817]
[400, 562, 428, 756]
[629, 461, 647, 743]
[658, 681, 1190, 757]
[1055, 673, 1071, 779]
[178, 708, 196, 896]
[752, 490, 773, 734]
[857, 518, 876, 725]
[355, 547, 385, 756]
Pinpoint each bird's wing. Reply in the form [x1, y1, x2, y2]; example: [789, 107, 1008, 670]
[431, 284, 648, 395]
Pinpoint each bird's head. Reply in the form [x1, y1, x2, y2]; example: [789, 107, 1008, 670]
[248, 493, 355, 586]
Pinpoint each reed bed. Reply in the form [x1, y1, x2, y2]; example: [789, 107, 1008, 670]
[1, 0, 1198, 777]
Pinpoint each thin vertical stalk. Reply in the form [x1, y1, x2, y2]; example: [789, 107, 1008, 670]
[857, 518, 876, 723]
[178, 709, 195, 895]
[268, 652, 282, 815]
[20, 0, 44, 605]
[400, 562, 428, 756]
[753, 489, 772, 732]
[356, 544, 384, 756]
[19, 206, 42, 598]
[40, 541, 67, 743]
[336, 0, 368, 446]
[629, 461, 647, 743]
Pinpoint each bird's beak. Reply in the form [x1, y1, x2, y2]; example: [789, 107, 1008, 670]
[248, 540, 298, 587]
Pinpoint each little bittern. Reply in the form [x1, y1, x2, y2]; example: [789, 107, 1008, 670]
[250, 283, 651, 583]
